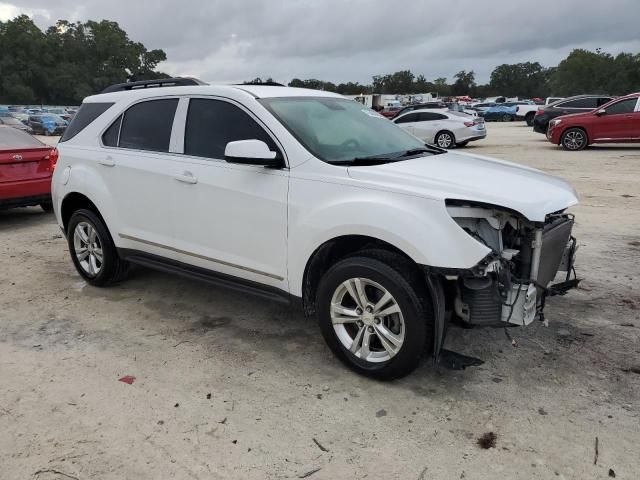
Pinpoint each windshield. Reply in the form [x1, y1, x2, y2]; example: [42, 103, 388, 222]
[260, 97, 428, 163]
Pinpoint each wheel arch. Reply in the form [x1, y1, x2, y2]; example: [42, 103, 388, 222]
[60, 192, 105, 234]
[559, 125, 589, 146]
[300, 234, 422, 317]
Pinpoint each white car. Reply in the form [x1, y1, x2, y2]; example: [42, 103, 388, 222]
[52, 78, 580, 379]
[393, 109, 487, 148]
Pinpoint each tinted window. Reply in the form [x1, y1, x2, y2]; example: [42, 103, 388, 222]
[0, 127, 44, 148]
[119, 99, 178, 152]
[184, 99, 277, 159]
[395, 113, 419, 124]
[102, 115, 122, 146]
[60, 102, 114, 142]
[418, 112, 446, 121]
[557, 98, 598, 109]
[604, 98, 637, 115]
[598, 97, 612, 106]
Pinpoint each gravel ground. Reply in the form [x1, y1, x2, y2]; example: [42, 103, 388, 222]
[1, 123, 639, 480]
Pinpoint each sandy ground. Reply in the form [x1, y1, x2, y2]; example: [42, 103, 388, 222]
[1, 123, 639, 480]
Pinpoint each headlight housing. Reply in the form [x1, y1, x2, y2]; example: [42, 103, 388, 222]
[549, 119, 562, 128]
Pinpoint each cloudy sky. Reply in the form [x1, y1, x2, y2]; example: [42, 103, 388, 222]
[3, 0, 640, 85]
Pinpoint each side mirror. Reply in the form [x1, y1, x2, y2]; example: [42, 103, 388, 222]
[595, 108, 606, 116]
[224, 139, 281, 167]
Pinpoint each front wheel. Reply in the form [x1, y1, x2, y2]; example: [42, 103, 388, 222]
[67, 209, 130, 286]
[435, 131, 455, 149]
[525, 113, 535, 127]
[560, 128, 588, 151]
[501, 113, 512, 122]
[316, 253, 433, 379]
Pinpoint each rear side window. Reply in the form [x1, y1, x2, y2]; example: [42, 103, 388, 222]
[60, 102, 114, 142]
[184, 99, 277, 159]
[102, 115, 122, 146]
[557, 98, 597, 109]
[119, 99, 178, 152]
[605, 98, 637, 115]
[418, 112, 446, 121]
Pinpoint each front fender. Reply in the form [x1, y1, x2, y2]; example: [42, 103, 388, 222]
[287, 177, 490, 297]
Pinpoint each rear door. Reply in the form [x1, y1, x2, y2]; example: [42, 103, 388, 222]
[100, 97, 180, 258]
[0, 128, 52, 200]
[592, 97, 640, 141]
[412, 112, 444, 143]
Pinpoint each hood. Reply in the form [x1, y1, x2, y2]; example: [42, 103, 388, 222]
[347, 151, 578, 222]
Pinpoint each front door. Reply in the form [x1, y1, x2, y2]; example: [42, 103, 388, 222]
[592, 97, 640, 141]
[170, 97, 289, 290]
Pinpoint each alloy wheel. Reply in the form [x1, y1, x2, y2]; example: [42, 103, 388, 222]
[73, 221, 103, 276]
[330, 277, 405, 363]
[436, 133, 453, 148]
[563, 130, 585, 150]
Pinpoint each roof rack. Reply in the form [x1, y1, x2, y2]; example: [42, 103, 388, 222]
[238, 81, 285, 87]
[101, 77, 208, 93]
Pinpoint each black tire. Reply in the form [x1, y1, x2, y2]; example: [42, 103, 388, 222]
[560, 127, 588, 151]
[67, 209, 130, 286]
[501, 113, 512, 122]
[525, 113, 535, 127]
[435, 131, 455, 149]
[40, 201, 53, 212]
[316, 251, 433, 379]
[456, 141, 469, 148]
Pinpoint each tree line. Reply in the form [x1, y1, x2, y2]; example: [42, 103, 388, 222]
[257, 49, 640, 99]
[0, 15, 167, 105]
[2, 14, 640, 105]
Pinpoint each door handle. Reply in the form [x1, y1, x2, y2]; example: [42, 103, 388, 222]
[98, 156, 115, 167]
[174, 171, 197, 184]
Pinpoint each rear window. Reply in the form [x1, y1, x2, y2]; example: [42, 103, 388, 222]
[0, 127, 44, 148]
[60, 102, 114, 142]
[119, 99, 178, 152]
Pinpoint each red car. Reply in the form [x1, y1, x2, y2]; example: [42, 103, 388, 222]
[0, 126, 58, 211]
[379, 107, 402, 118]
[547, 93, 640, 150]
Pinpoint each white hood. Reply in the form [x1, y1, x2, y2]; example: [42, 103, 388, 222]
[347, 151, 578, 222]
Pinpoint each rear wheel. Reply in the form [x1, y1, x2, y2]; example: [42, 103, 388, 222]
[67, 209, 129, 286]
[40, 202, 53, 212]
[316, 253, 433, 379]
[560, 128, 587, 151]
[435, 131, 455, 149]
[501, 113, 512, 122]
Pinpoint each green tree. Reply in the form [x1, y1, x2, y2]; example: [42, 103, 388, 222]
[0, 15, 167, 104]
[451, 70, 475, 96]
[489, 62, 552, 98]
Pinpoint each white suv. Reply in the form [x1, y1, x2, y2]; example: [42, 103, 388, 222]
[52, 78, 580, 379]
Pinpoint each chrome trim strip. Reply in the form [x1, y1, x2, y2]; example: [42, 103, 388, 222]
[119, 233, 284, 281]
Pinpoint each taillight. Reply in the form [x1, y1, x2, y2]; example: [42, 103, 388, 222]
[46, 148, 59, 170]
[464, 121, 476, 127]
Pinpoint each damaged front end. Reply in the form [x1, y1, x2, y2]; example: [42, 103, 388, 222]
[444, 200, 579, 328]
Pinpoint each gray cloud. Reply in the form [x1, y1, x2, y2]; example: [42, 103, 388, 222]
[5, 0, 640, 84]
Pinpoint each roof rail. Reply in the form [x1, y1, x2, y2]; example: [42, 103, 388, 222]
[238, 81, 285, 87]
[101, 77, 208, 93]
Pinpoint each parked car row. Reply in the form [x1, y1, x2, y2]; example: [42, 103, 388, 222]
[543, 93, 640, 150]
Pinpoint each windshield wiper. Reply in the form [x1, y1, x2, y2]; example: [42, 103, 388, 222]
[327, 156, 398, 166]
[395, 146, 444, 158]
